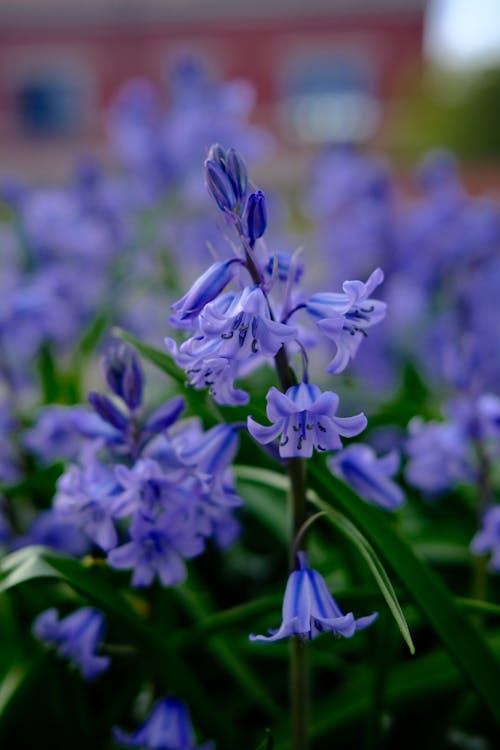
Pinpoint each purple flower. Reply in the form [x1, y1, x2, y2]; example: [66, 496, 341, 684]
[169, 260, 238, 328]
[54, 454, 119, 550]
[328, 444, 404, 511]
[244, 190, 267, 245]
[306, 268, 386, 373]
[23, 405, 90, 466]
[250, 551, 377, 642]
[113, 696, 214, 750]
[33, 607, 110, 679]
[104, 344, 144, 410]
[247, 383, 366, 458]
[107, 510, 204, 587]
[166, 286, 296, 406]
[471, 506, 500, 571]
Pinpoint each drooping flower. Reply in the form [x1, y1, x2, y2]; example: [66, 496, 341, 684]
[113, 696, 214, 750]
[470, 506, 500, 571]
[166, 286, 296, 406]
[250, 551, 377, 642]
[306, 268, 386, 373]
[247, 383, 366, 458]
[328, 444, 404, 511]
[33, 607, 110, 679]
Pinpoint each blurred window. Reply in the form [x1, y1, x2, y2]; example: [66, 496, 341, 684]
[14, 69, 87, 136]
[280, 53, 380, 143]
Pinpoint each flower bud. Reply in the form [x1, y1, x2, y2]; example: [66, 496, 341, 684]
[205, 159, 237, 212]
[226, 147, 248, 202]
[244, 190, 267, 245]
[170, 259, 237, 326]
[88, 392, 128, 431]
[104, 345, 143, 410]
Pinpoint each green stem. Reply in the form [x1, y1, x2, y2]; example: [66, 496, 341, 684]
[291, 635, 309, 750]
[288, 456, 309, 750]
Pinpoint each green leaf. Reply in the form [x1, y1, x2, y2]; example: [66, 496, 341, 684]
[307, 459, 500, 726]
[308, 493, 414, 654]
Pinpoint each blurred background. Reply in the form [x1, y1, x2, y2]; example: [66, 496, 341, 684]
[0, 0, 499, 184]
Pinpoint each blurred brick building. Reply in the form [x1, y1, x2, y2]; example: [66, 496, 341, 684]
[0, 0, 427, 159]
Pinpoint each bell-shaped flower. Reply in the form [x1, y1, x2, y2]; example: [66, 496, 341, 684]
[306, 268, 386, 373]
[166, 286, 296, 406]
[247, 383, 366, 458]
[33, 607, 110, 679]
[250, 551, 377, 642]
[113, 696, 214, 750]
[328, 444, 404, 511]
[197, 286, 296, 360]
[169, 260, 238, 329]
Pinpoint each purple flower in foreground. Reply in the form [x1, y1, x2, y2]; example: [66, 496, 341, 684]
[329, 444, 404, 511]
[33, 607, 110, 679]
[113, 696, 214, 750]
[250, 551, 377, 642]
[169, 260, 238, 328]
[306, 268, 386, 373]
[471, 506, 500, 571]
[247, 383, 366, 458]
[166, 286, 296, 406]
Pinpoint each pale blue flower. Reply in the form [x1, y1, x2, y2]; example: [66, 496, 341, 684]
[306, 268, 386, 373]
[250, 551, 377, 642]
[248, 383, 366, 458]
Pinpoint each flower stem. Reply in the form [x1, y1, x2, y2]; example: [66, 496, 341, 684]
[287, 455, 309, 750]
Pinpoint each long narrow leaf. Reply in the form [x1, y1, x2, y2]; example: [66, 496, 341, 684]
[307, 460, 500, 726]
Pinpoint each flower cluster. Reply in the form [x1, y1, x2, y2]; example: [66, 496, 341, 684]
[44, 343, 241, 587]
[167, 144, 386, 468]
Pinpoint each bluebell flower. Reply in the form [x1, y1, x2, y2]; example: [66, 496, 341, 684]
[88, 392, 129, 432]
[247, 383, 366, 458]
[169, 260, 238, 328]
[328, 444, 404, 511]
[471, 506, 500, 571]
[33, 607, 110, 679]
[107, 510, 204, 587]
[306, 268, 386, 373]
[250, 552, 377, 642]
[113, 696, 214, 750]
[166, 286, 296, 406]
[104, 344, 144, 410]
[205, 159, 238, 213]
[54, 452, 119, 550]
[244, 190, 267, 245]
[15, 509, 89, 556]
[23, 405, 90, 466]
